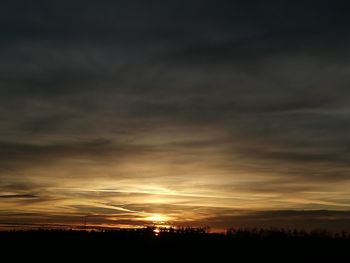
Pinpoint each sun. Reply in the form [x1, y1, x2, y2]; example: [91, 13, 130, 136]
[145, 214, 168, 223]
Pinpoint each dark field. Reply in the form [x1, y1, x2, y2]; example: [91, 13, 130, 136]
[2, 228, 350, 260]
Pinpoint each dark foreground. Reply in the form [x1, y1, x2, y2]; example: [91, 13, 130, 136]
[2, 228, 350, 261]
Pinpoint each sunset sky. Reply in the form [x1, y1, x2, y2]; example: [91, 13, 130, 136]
[1, 0, 350, 232]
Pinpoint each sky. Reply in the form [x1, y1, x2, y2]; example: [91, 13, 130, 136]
[1, 0, 350, 232]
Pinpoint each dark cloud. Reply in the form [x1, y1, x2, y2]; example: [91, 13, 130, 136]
[201, 210, 350, 232]
[0, 139, 158, 172]
[0, 194, 38, 199]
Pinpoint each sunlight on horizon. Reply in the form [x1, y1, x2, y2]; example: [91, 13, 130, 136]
[145, 214, 169, 223]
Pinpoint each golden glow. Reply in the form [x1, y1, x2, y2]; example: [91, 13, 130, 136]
[145, 214, 168, 223]
[1, 126, 349, 231]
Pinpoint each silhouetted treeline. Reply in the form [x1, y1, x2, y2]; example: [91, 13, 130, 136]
[1, 227, 349, 260]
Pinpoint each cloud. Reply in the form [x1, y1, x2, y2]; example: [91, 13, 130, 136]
[0, 194, 38, 199]
[0, 0, 350, 230]
[199, 210, 350, 232]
